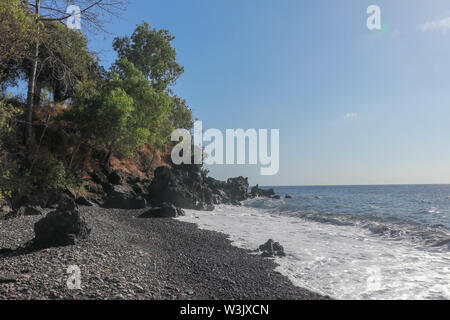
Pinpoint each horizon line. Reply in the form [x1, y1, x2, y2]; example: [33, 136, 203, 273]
[257, 183, 450, 188]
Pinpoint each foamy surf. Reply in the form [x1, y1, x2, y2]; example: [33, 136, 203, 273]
[177, 204, 450, 300]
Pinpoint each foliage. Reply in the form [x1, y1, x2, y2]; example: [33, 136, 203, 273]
[113, 22, 184, 91]
[30, 153, 67, 189]
[0, 101, 22, 204]
[171, 95, 194, 130]
[109, 58, 175, 152]
[94, 87, 139, 157]
[35, 21, 103, 104]
[1, 16, 194, 202]
[0, 0, 38, 90]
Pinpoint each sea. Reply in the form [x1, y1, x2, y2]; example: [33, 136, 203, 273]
[177, 184, 450, 300]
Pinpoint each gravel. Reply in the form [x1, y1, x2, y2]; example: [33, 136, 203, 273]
[0, 206, 327, 300]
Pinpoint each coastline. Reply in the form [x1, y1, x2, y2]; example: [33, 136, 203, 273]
[0, 206, 328, 300]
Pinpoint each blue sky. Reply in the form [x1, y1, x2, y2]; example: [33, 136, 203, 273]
[86, 0, 450, 186]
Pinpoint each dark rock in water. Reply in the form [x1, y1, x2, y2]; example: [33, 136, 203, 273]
[33, 209, 91, 248]
[139, 203, 185, 218]
[108, 170, 125, 185]
[258, 239, 286, 257]
[285, 194, 292, 199]
[250, 185, 275, 198]
[272, 195, 281, 200]
[225, 177, 249, 201]
[75, 196, 94, 207]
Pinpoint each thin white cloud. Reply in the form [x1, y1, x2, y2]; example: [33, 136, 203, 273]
[421, 17, 450, 34]
[344, 113, 358, 119]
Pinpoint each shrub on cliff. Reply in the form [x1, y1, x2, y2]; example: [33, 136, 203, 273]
[0, 101, 22, 205]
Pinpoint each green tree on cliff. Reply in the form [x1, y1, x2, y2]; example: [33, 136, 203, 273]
[113, 22, 184, 92]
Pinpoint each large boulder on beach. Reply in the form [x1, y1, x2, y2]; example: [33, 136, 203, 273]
[102, 184, 147, 209]
[139, 203, 185, 218]
[258, 239, 286, 257]
[148, 165, 249, 210]
[33, 208, 91, 248]
[148, 165, 216, 210]
[58, 193, 77, 211]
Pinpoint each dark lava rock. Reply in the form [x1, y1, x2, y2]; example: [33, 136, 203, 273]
[108, 170, 125, 185]
[258, 239, 286, 257]
[90, 169, 108, 185]
[101, 182, 148, 209]
[225, 177, 249, 201]
[250, 185, 276, 198]
[148, 165, 249, 210]
[103, 195, 147, 210]
[285, 194, 292, 199]
[15, 193, 46, 209]
[148, 166, 214, 210]
[33, 209, 91, 248]
[58, 194, 78, 211]
[75, 196, 94, 207]
[139, 203, 185, 218]
[63, 188, 77, 199]
[4, 205, 44, 219]
[126, 175, 140, 184]
[13, 190, 74, 209]
[272, 195, 281, 200]
[23, 206, 44, 216]
[132, 183, 144, 195]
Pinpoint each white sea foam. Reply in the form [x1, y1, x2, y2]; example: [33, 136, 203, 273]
[177, 204, 450, 300]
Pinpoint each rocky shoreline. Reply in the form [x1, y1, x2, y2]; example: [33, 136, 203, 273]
[0, 162, 326, 300]
[0, 206, 327, 300]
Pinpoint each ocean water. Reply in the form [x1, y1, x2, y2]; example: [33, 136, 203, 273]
[177, 185, 450, 300]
